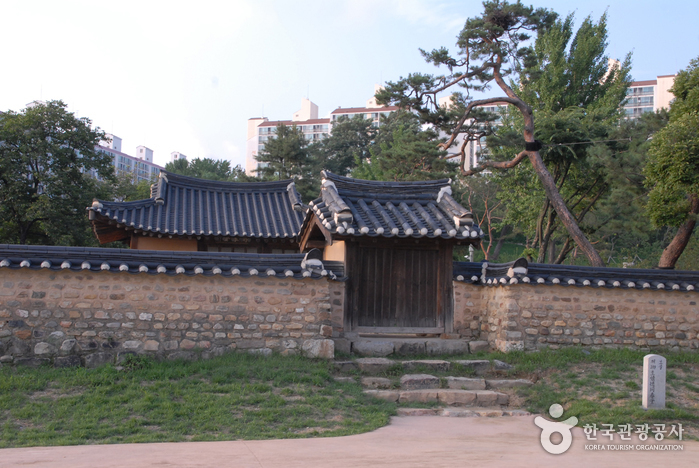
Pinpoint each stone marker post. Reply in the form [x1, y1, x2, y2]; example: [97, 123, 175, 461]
[642, 354, 666, 410]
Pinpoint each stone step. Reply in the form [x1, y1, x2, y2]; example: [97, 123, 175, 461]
[400, 374, 440, 390]
[354, 357, 396, 374]
[396, 407, 531, 418]
[446, 377, 534, 390]
[363, 389, 509, 406]
[452, 359, 514, 374]
[361, 377, 392, 389]
[335, 358, 518, 378]
[401, 360, 450, 372]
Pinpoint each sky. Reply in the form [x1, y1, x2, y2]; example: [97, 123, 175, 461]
[2, 0, 698, 169]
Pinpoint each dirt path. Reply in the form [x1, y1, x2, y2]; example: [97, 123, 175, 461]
[1, 415, 696, 468]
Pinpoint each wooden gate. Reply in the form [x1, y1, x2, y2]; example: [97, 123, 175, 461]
[348, 243, 450, 333]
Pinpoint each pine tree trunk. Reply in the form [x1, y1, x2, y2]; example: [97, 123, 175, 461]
[658, 195, 699, 269]
[528, 151, 605, 267]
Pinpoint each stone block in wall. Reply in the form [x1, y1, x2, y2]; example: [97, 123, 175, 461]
[54, 355, 81, 368]
[353, 340, 394, 357]
[468, 341, 489, 353]
[302, 339, 334, 359]
[495, 339, 524, 352]
[85, 352, 114, 368]
[333, 338, 351, 355]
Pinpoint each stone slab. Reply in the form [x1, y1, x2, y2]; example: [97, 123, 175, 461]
[468, 341, 490, 353]
[452, 360, 491, 375]
[475, 390, 508, 406]
[502, 410, 531, 416]
[493, 360, 514, 370]
[356, 357, 396, 374]
[361, 377, 392, 389]
[472, 408, 504, 417]
[393, 340, 427, 355]
[446, 376, 486, 390]
[396, 408, 440, 417]
[400, 374, 440, 390]
[440, 408, 479, 417]
[437, 389, 477, 406]
[362, 389, 399, 402]
[333, 360, 358, 372]
[333, 338, 352, 355]
[426, 340, 470, 355]
[401, 360, 450, 372]
[353, 340, 394, 357]
[399, 389, 440, 403]
[485, 379, 533, 390]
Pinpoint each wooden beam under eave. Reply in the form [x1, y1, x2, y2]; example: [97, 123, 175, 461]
[299, 214, 332, 252]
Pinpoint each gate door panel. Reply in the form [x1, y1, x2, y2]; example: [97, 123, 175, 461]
[353, 246, 441, 329]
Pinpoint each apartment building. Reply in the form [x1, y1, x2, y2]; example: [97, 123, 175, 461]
[245, 87, 398, 175]
[94, 134, 164, 182]
[623, 74, 675, 118]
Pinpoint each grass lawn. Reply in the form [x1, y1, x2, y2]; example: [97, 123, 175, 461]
[0, 353, 394, 448]
[1, 347, 697, 448]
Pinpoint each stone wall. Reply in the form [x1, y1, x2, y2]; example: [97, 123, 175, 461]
[478, 284, 699, 352]
[4, 267, 699, 366]
[0, 269, 338, 367]
[452, 282, 485, 339]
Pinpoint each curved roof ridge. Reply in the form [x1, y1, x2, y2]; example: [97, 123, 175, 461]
[321, 171, 450, 194]
[162, 170, 295, 192]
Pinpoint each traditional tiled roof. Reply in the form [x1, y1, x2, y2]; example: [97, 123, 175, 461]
[304, 171, 482, 241]
[0, 245, 343, 280]
[88, 171, 305, 244]
[454, 259, 699, 292]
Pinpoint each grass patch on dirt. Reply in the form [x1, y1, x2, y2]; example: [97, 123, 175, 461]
[0, 352, 394, 448]
[346, 347, 699, 440]
[480, 347, 699, 440]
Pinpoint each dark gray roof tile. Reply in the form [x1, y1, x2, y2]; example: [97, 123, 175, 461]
[0, 244, 343, 280]
[89, 171, 305, 242]
[305, 171, 481, 240]
[454, 259, 699, 292]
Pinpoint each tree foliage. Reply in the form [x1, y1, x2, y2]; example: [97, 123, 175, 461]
[645, 57, 699, 268]
[376, 0, 606, 266]
[0, 100, 113, 245]
[255, 123, 317, 200]
[164, 157, 248, 182]
[352, 111, 455, 181]
[313, 115, 376, 176]
[488, 12, 632, 263]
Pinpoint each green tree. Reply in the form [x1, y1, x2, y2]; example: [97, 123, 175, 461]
[487, 12, 632, 263]
[256, 123, 316, 200]
[645, 58, 699, 268]
[164, 157, 248, 182]
[352, 111, 455, 181]
[0, 100, 113, 245]
[110, 172, 154, 201]
[313, 115, 376, 176]
[376, 0, 606, 266]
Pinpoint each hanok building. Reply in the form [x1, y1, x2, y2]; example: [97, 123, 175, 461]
[88, 171, 304, 253]
[299, 171, 482, 336]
